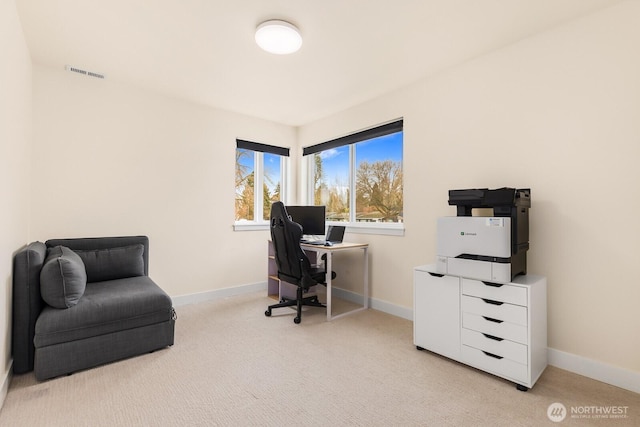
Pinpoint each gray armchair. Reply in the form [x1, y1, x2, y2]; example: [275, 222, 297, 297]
[12, 236, 175, 381]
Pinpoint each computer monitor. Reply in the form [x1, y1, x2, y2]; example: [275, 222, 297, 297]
[286, 205, 326, 236]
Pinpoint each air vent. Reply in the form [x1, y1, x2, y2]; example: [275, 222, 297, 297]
[65, 65, 105, 79]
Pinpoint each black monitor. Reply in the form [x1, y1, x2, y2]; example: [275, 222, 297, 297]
[286, 205, 326, 236]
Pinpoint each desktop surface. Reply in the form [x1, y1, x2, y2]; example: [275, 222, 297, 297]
[301, 241, 368, 251]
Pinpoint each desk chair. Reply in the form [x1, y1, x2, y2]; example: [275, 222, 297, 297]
[265, 202, 335, 324]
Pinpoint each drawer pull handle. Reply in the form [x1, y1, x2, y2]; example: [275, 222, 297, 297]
[483, 351, 504, 360]
[428, 272, 444, 278]
[483, 333, 504, 341]
[482, 298, 503, 306]
[482, 281, 504, 288]
[482, 316, 503, 324]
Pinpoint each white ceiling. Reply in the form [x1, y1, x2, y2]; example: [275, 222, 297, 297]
[16, 0, 623, 126]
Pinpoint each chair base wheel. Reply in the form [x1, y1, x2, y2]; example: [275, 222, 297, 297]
[264, 291, 326, 324]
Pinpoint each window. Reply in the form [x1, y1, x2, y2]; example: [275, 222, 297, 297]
[303, 119, 403, 232]
[235, 139, 288, 228]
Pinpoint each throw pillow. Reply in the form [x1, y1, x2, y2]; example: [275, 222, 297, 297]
[40, 246, 87, 309]
[74, 244, 145, 282]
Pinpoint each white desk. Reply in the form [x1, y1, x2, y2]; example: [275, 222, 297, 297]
[301, 242, 369, 321]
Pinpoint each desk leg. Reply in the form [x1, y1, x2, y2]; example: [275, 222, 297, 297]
[326, 251, 332, 321]
[363, 246, 369, 309]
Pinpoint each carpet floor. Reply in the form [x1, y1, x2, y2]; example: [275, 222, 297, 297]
[1, 291, 638, 426]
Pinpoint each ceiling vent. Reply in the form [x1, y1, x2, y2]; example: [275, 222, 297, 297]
[65, 65, 105, 79]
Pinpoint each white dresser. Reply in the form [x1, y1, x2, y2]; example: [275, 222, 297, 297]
[414, 264, 547, 391]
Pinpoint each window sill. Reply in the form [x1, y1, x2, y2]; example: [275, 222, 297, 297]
[339, 222, 405, 237]
[233, 221, 404, 236]
[233, 222, 270, 232]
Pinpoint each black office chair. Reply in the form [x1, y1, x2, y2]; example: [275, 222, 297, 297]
[265, 202, 335, 324]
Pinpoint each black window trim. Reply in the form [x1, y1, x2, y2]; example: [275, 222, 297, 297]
[236, 139, 290, 157]
[302, 119, 403, 156]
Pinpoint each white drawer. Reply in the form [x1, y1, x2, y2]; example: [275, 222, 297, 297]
[461, 345, 528, 384]
[461, 328, 528, 365]
[461, 295, 527, 326]
[462, 312, 528, 344]
[462, 278, 527, 306]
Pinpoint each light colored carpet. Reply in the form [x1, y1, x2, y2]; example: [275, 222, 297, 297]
[1, 291, 638, 426]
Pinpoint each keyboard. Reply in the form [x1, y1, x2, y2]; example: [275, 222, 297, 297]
[303, 240, 327, 245]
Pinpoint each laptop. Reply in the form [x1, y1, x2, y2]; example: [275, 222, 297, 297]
[326, 225, 346, 243]
[304, 225, 346, 245]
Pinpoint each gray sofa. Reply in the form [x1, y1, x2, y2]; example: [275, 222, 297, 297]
[12, 236, 175, 381]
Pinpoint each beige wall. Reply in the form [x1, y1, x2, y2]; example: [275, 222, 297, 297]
[30, 65, 296, 297]
[0, 0, 32, 399]
[7, 0, 638, 391]
[300, 2, 640, 374]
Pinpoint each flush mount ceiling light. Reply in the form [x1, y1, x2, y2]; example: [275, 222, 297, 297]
[255, 20, 302, 55]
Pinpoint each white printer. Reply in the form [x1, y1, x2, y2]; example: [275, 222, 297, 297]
[435, 188, 530, 283]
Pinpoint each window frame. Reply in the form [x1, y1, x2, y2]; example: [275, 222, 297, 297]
[303, 119, 404, 236]
[234, 139, 289, 231]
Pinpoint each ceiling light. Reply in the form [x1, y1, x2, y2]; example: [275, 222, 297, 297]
[255, 20, 302, 55]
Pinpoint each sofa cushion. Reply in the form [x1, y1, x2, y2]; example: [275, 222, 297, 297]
[74, 244, 145, 283]
[40, 246, 87, 309]
[34, 276, 173, 348]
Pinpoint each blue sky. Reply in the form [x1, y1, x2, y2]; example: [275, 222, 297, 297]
[319, 131, 403, 180]
[237, 131, 403, 190]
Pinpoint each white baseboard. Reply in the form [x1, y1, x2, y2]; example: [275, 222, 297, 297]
[171, 281, 414, 320]
[548, 348, 640, 394]
[1, 360, 13, 412]
[172, 281, 267, 307]
[331, 287, 413, 320]
[172, 284, 639, 394]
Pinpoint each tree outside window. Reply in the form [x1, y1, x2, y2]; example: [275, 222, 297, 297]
[235, 140, 288, 223]
[308, 121, 403, 224]
[355, 133, 403, 222]
[235, 148, 255, 221]
[263, 152, 282, 220]
[312, 146, 349, 221]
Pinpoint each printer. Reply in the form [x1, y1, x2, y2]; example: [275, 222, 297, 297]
[436, 188, 530, 283]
